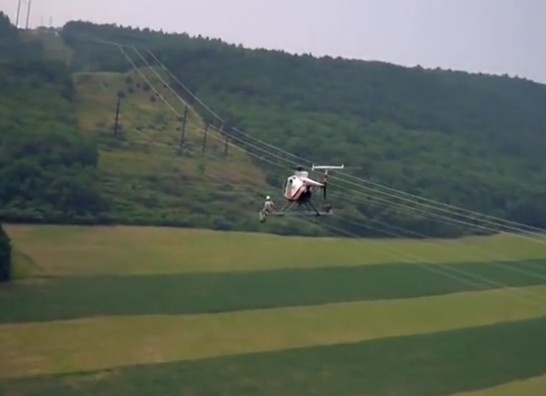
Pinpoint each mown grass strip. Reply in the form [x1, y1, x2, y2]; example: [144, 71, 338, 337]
[1, 286, 545, 380]
[2, 260, 545, 323]
[449, 375, 546, 396]
[6, 225, 546, 276]
[2, 315, 546, 396]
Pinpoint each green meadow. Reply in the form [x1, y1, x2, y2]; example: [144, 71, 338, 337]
[451, 375, 546, 396]
[1, 261, 546, 323]
[2, 316, 546, 396]
[6, 225, 546, 275]
[1, 224, 546, 395]
[2, 287, 546, 379]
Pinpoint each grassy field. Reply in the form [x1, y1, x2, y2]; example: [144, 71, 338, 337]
[1, 224, 546, 395]
[2, 316, 546, 396]
[1, 261, 545, 323]
[2, 286, 546, 379]
[450, 375, 546, 396]
[5, 224, 546, 276]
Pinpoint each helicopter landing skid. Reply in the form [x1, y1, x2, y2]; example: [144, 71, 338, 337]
[269, 211, 333, 217]
[269, 202, 333, 217]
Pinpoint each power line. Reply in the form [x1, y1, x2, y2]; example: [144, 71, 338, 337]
[139, 45, 546, 237]
[95, 41, 546, 307]
[63, 34, 544, 242]
[63, 33, 546, 266]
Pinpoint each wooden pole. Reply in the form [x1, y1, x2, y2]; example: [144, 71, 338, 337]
[179, 105, 188, 150]
[25, 0, 32, 29]
[15, 0, 22, 27]
[223, 127, 229, 158]
[202, 123, 208, 154]
[113, 95, 121, 137]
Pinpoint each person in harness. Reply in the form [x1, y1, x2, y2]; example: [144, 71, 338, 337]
[259, 195, 275, 222]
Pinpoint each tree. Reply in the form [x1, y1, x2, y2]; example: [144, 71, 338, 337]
[0, 224, 11, 282]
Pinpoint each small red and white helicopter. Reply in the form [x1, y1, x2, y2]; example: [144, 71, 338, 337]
[260, 164, 344, 222]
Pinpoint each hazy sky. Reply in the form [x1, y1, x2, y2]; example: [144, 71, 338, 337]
[2, 0, 545, 84]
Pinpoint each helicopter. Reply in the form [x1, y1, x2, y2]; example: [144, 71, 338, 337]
[259, 164, 344, 222]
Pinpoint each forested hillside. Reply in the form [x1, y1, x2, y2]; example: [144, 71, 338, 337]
[2, 16, 545, 237]
[0, 14, 313, 236]
[0, 13, 106, 224]
[60, 21, 546, 234]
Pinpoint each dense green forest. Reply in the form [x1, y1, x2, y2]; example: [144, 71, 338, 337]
[59, 21, 546, 232]
[0, 223, 11, 282]
[0, 13, 106, 224]
[1, 15, 545, 237]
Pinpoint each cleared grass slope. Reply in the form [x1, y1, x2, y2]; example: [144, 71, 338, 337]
[73, 68, 265, 180]
[71, 69, 290, 232]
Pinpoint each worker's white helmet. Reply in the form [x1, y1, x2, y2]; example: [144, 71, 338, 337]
[266, 195, 271, 200]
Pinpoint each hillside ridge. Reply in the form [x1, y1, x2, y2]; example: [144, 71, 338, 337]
[2, 13, 546, 237]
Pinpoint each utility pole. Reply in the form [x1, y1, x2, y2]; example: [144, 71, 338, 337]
[25, 0, 32, 29]
[179, 105, 188, 150]
[113, 94, 122, 138]
[202, 123, 209, 154]
[223, 135, 230, 158]
[220, 124, 229, 158]
[15, 0, 22, 28]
